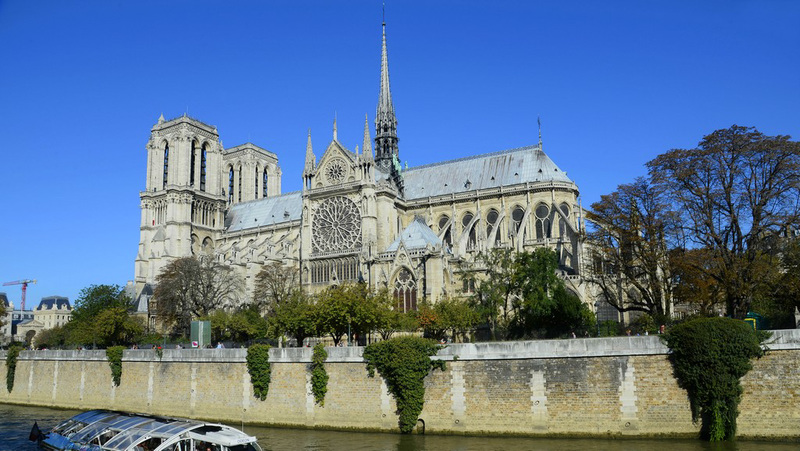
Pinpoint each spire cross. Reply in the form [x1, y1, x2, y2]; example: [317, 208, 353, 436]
[538, 116, 542, 147]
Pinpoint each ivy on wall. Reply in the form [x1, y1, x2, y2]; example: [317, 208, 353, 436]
[247, 344, 271, 401]
[363, 336, 445, 433]
[106, 346, 125, 387]
[663, 317, 769, 441]
[310, 343, 329, 406]
[5, 345, 22, 393]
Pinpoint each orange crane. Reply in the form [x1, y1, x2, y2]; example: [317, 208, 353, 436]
[3, 279, 37, 311]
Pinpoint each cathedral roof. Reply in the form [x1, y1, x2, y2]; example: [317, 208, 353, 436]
[225, 191, 303, 232]
[386, 217, 442, 252]
[401, 145, 573, 200]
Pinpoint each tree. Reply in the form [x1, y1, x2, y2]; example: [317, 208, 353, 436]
[67, 284, 140, 347]
[415, 297, 478, 342]
[72, 284, 132, 323]
[269, 291, 317, 347]
[93, 307, 144, 346]
[372, 288, 418, 341]
[204, 305, 268, 344]
[313, 284, 379, 345]
[469, 248, 519, 340]
[753, 237, 800, 328]
[586, 177, 675, 317]
[472, 248, 595, 340]
[648, 126, 800, 319]
[153, 256, 243, 335]
[669, 248, 726, 316]
[510, 249, 595, 338]
[253, 262, 300, 315]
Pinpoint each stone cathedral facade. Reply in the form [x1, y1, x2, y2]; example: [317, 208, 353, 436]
[133, 23, 590, 319]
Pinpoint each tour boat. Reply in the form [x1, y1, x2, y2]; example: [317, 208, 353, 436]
[32, 409, 262, 451]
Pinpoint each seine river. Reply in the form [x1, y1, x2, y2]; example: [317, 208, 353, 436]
[2, 404, 797, 451]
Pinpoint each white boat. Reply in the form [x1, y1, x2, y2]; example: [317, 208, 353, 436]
[33, 410, 262, 451]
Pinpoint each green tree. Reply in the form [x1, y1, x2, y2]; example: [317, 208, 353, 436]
[469, 248, 519, 340]
[472, 248, 594, 340]
[753, 238, 800, 328]
[72, 284, 132, 323]
[415, 297, 479, 342]
[153, 256, 242, 335]
[270, 291, 317, 347]
[648, 126, 800, 319]
[204, 305, 268, 344]
[373, 288, 418, 340]
[67, 284, 140, 347]
[314, 283, 383, 345]
[33, 324, 69, 349]
[94, 307, 144, 346]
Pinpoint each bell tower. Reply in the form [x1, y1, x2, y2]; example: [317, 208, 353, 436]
[134, 114, 227, 300]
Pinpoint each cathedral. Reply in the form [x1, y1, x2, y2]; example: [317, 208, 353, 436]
[133, 21, 590, 321]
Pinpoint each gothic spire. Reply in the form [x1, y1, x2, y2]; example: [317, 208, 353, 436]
[374, 19, 399, 171]
[304, 129, 315, 173]
[363, 114, 374, 160]
[537, 115, 543, 149]
[333, 113, 338, 142]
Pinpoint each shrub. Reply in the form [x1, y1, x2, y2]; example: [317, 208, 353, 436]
[662, 317, 769, 441]
[246, 344, 271, 401]
[310, 343, 329, 406]
[5, 345, 23, 393]
[106, 346, 125, 387]
[363, 336, 445, 433]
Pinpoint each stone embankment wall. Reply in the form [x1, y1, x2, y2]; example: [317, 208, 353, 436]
[2, 331, 799, 438]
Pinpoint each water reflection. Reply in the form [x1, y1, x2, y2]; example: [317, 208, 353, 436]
[1, 404, 796, 451]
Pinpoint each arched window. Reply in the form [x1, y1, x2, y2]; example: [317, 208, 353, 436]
[237, 165, 242, 203]
[559, 202, 571, 238]
[462, 212, 476, 250]
[535, 203, 551, 240]
[486, 209, 499, 246]
[394, 268, 417, 312]
[162, 143, 169, 188]
[263, 168, 269, 198]
[254, 166, 259, 199]
[228, 167, 234, 202]
[595, 297, 620, 323]
[190, 142, 196, 187]
[200, 144, 207, 191]
[438, 215, 452, 247]
[512, 206, 525, 237]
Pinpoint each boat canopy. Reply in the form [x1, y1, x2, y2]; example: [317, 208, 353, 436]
[43, 410, 261, 451]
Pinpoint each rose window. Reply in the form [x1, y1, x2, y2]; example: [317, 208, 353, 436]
[325, 159, 347, 184]
[312, 196, 362, 253]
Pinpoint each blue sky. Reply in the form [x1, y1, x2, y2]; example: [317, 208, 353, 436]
[1, 1, 798, 307]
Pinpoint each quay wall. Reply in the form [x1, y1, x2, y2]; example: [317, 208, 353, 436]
[2, 330, 799, 439]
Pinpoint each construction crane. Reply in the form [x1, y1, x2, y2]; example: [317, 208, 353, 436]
[3, 279, 37, 311]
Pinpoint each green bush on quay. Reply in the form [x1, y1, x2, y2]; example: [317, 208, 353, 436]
[363, 336, 445, 433]
[662, 317, 769, 441]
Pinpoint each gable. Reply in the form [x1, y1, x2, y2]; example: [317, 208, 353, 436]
[315, 140, 359, 187]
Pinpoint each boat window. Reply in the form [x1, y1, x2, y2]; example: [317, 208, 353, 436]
[228, 445, 262, 451]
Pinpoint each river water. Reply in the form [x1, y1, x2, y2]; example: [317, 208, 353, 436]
[1, 404, 797, 451]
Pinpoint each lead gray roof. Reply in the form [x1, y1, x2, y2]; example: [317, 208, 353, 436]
[223, 146, 573, 233]
[386, 217, 442, 252]
[402, 145, 573, 199]
[225, 191, 302, 232]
